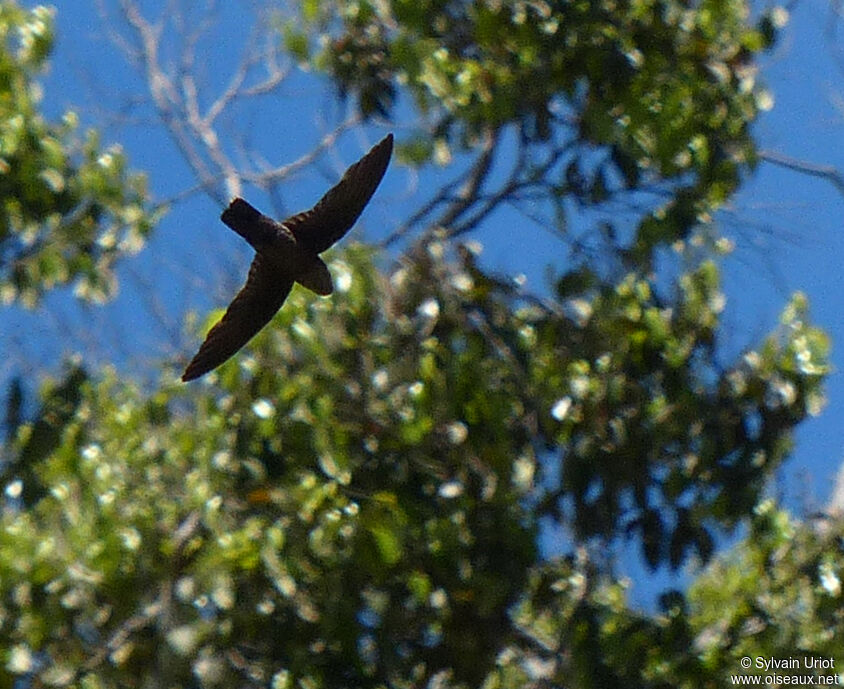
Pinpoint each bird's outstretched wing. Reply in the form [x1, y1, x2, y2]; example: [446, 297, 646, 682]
[286, 133, 393, 254]
[181, 254, 293, 381]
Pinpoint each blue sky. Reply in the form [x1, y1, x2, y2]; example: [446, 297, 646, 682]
[729, 1, 844, 513]
[5, 0, 844, 606]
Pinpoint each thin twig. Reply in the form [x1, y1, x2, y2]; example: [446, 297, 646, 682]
[381, 132, 500, 247]
[759, 150, 844, 196]
[245, 115, 362, 188]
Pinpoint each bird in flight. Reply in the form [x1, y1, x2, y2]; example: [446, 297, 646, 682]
[182, 133, 393, 382]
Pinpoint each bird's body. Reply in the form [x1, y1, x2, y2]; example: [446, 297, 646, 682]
[220, 198, 334, 295]
[182, 133, 393, 381]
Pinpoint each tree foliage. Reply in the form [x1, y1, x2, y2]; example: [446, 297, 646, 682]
[687, 502, 844, 682]
[0, 0, 838, 687]
[0, 2, 156, 307]
[290, 0, 778, 263]
[0, 242, 830, 687]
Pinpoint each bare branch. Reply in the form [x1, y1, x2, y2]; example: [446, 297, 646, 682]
[449, 142, 569, 238]
[383, 125, 572, 248]
[759, 150, 844, 196]
[436, 127, 500, 229]
[95, 0, 142, 62]
[104, 0, 305, 205]
[382, 129, 500, 247]
[240, 40, 289, 99]
[381, 179, 464, 247]
[117, 0, 223, 199]
[245, 115, 362, 190]
[206, 35, 290, 126]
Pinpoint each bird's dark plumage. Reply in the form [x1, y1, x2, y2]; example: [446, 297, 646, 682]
[182, 133, 393, 381]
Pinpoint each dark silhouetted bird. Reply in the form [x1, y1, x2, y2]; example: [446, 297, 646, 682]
[182, 133, 393, 381]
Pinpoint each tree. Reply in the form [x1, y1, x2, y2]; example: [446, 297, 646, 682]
[0, 2, 156, 307]
[1, 1, 837, 688]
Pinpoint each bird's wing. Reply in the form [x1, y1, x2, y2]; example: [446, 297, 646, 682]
[182, 254, 293, 381]
[286, 133, 393, 254]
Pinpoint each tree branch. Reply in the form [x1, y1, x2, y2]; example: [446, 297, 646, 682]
[106, 0, 305, 205]
[759, 149, 844, 196]
[245, 115, 362, 190]
[381, 128, 500, 247]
